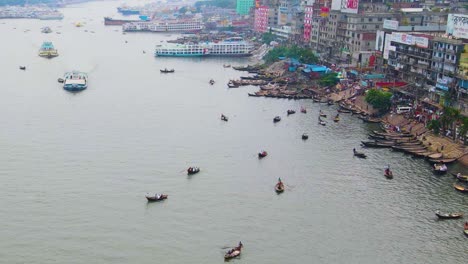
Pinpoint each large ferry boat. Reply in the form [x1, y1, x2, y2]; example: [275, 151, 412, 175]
[38, 42, 58, 58]
[63, 71, 88, 92]
[123, 20, 203, 32]
[155, 37, 253, 57]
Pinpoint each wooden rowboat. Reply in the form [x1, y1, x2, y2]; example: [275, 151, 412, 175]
[275, 182, 284, 193]
[145, 194, 168, 202]
[384, 169, 393, 179]
[453, 184, 468, 193]
[435, 211, 463, 219]
[451, 173, 468, 182]
[187, 167, 200, 175]
[429, 158, 457, 164]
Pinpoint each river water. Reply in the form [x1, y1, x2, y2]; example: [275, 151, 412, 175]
[0, 1, 467, 263]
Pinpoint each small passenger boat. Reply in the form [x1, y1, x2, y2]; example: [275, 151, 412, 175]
[464, 222, 468, 236]
[160, 68, 175, 73]
[57, 78, 64, 83]
[318, 120, 326, 126]
[209, 79, 215, 85]
[258, 151, 268, 158]
[451, 173, 468, 182]
[145, 193, 168, 202]
[302, 133, 308, 140]
[454, 184, 468, 193]
[287, 110, 296, 115]
[223, 64, 231, 68]
[273, 116, 281, 123]
[433, 163, 448, 175]
[338, 109, 351, 113]
[333, 114, 340, 122]
[384, 168, 393, 179]
[19, 66, 26, 70]
[227, 81, 239, 88]
[300, 107, 307, 113]
[435, 210, 463, 219]
[187, 167, 200, 175]
[319, 111, 327, 118]
[224, 242, 243, 260]
[353, 148, 367, 158]
[221, 114, 228, 122]
[275, 178, 284, 193]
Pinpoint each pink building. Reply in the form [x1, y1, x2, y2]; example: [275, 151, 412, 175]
[303, 5, 313, 42]
[254, 6, 269, 33]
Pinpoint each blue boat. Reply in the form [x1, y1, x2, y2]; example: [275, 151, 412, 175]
[63, 71, 88, 92]
[117, 7, 140, 15]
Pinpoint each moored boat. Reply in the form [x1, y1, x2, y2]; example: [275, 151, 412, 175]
[273, 116, 281, 123]
[187, 167, 200, 175]
[338, 109, 351, 113]
[435, 210, 463, 219]
[63, 71, 87, 92]
[145, 193, 168, 202]
[429, 158, 457, 164]
[227, 80, 239, 88]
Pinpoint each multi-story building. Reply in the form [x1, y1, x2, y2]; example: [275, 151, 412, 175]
[386, 33, 466, 103]
[303, 5, 313, 42]
[236, 0, 254, 15]
[254, 5, 269, 32]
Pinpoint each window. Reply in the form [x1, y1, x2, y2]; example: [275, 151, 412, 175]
[375, 25, 379, 29]
[410, 18, 415, 22]
[357, 33, 360, 38]
[378, 18, 382, 22]
[361, 18, 364, 22]
[369, 18, 373, 22]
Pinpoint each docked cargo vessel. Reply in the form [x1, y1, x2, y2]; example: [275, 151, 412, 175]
[155, 37, 253, 57]
[63, 71, 88, 92]
[123, 20, 203, 32]
[38, 42, 58, 58]
[104, 17, 142, 26]
[117, 7, 140, 15]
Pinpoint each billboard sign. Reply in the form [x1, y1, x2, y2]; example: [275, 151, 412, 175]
[320, 7, 330, 17]
[383, 20, 399, 30]
[447, 14, 468, 39]
[375, 30, 385, 52]
[414, 36, 429, 48]
[341, 0, 358, 14]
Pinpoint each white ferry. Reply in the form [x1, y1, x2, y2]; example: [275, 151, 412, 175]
[63, 71, 88, 92]
[155, 37, 253, 57]
[123, 20, 203, 32]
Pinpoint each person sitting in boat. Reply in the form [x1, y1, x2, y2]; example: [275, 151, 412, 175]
[155, 193, 160, 199]
[457, 173, 462, 178]
[440, 164, 447, 171]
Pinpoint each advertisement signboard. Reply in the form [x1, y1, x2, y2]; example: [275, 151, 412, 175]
[383, 20, 399, 30]
[375, 30, 385, 52]
[447, 14, 468, 39]
[414, 36, 429, 48]
[341, 0, 358, 14]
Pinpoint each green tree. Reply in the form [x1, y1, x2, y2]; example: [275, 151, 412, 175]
[427, 119, 441, 135]
[365, 89, 392, 113]
[318, 73, 339, 87]
[439, 106, 461, 140]
[264, 45, 318, 64]
[457, 116, 468, 145]
[261, 32, 276, 44]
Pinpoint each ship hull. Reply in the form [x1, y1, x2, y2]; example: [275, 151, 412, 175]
[64, 84, 87, 92]
[155, 53, 207, 57]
